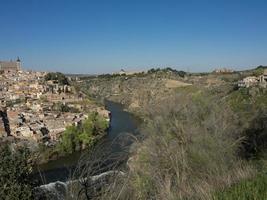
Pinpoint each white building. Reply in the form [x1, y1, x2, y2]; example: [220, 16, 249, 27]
[238, 76, 259, 88]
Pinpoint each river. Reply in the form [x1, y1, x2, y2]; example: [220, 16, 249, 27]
[37, 101, 140, 184]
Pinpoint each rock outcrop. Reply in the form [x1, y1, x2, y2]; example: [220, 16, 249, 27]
[34, 170, 125, 200]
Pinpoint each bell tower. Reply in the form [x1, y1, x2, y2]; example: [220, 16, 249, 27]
[16, 57, 21, 71]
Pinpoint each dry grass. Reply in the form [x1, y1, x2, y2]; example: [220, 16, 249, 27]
[164, 79, 192, 88]
[120, 96, 254, 200]
[65, 88, 261, 200]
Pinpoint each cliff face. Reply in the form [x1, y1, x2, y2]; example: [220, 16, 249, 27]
[78, 72, 192, 116]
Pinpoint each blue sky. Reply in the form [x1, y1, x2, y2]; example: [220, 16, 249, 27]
[0, 0, 267, 74]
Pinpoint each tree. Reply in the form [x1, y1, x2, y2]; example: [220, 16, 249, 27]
[57, 112, 109, 154]
[0, 144, 37, 199]
[59, 125, 79, 154]
[44, 72, 69, 85]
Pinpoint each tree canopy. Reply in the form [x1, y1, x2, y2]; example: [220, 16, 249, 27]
[58, 112, 109, 154]
[45, 72, 70, 85]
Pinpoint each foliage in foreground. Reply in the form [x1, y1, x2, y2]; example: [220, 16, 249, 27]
[84, 94, 254, 200]
[64, 86, 267, 200]
[66, 83, 267, 200]
[0, 144, 37, 199]
[126, 99, 252, 199]
[119, 88, 267, 200]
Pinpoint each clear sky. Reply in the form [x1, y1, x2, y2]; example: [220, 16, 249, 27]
[1, 0, 267, 74]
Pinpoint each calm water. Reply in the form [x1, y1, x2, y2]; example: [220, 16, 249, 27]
[37, 101, 140, 183]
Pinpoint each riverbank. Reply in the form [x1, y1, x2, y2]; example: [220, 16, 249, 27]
[36, 111, 109, 165]
[36, 100, 140, 183]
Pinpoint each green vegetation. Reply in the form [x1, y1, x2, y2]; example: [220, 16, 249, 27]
[256, 65, 267, 69]
[77, 69, 267, 199]
[227, 88, 267, 125]
[147, 67, 187, 77]
[6, 98, 25, 107]
[44, 72, 69, 85]
[98, 73, 126, 79]
[57, 112, 109, 154]
[0, 144, 37, 199]
[51, 102, 80, 113]
[214, 173, 267, 200]
[91, 67, 186, 80]
[119, 96, 254, 200]
[123, 87, 267, 200]
[3, 66, 267, 199]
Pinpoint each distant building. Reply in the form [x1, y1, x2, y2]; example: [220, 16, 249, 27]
[0, 57, 21, 72]
[259, 69, 267, 83]
[238, 76, 259, 88]
[238, 69, 267, 88]
[213, 68, 234, 74]
[118, 69, 126, 75]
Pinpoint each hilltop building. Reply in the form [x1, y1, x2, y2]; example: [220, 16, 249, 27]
[0, 57, 21, 72]
[117, 69, 126, 75]
[238, 76, 258, 88]
[238, 69, 267, 88]
[259, 69, 267, 83]
[213, 68, 234, 74]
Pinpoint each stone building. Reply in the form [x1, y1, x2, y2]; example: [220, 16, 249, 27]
[259, 69, 267, 83]
[238, 76, 259, 88]
[0, 57, 21, 72]
[238, 69, 267, 88]
[213, 68, 234, 74]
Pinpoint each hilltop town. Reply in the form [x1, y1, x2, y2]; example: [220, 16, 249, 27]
[0, 58, 110, 148]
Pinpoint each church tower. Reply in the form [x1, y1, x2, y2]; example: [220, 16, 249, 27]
[16, 57, 21, 71]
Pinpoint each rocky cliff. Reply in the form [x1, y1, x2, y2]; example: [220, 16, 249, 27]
[77, 71, 192, 117]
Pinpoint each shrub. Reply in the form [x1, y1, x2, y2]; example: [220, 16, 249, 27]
[123, 96, 253, 200]
[0, 144, 37, 199]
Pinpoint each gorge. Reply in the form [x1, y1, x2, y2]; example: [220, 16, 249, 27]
[37, 100, 140, 184]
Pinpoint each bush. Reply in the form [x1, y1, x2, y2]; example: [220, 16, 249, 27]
[0, 144, 37, 199]
[51, 102, 81, 113]
[121, 96, 253, 200]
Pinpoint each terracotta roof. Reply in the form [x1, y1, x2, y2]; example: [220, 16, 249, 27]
[7, 111, 19, 120]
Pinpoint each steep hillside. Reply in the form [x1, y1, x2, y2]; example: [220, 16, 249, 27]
[71, 67, 267, 199]
[76, 69, 236, 116]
